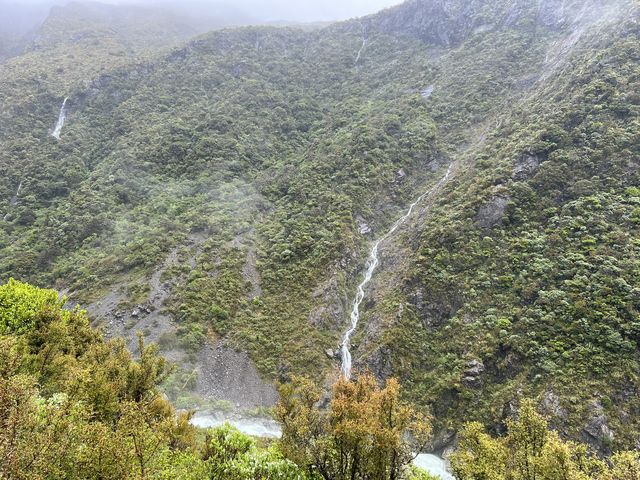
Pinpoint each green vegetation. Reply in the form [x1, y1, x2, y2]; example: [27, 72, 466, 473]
[0, 0, 639, 460]
[451, 400, 640, 479]
[0, 279, 436, 479]
[381, 7, 640, 451]
[275, 373, 433, 480]
[3, 279, 637, 478]
[0, 278, 307, 479]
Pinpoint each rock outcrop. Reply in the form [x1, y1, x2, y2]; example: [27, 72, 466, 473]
[475, 195, 510, 229]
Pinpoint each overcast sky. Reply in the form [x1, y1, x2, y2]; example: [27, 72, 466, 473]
[2, 0, 404, 22]
[170, 0, 404, 22]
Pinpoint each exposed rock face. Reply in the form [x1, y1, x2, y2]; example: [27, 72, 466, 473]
[513, 153, 540, 180]
[541, 391, 569, 421]
[462, 359, 485, 387]
[430, 429, 457, 455]
[365, 345, 394, 382]
[84, 236, 203, 357]
[365, 0, 624, 48]
[308, 274, 347, 329]
[195, 340, 278, 409]
[410, 287, 461, 329]
[366, 0, 487, 47]
[541, 390, 570, 435]
[475, 195, 510, 229]
[356, 215, 372, 234]
[581, 399, 614, 455]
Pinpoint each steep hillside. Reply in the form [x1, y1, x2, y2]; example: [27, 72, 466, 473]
[356, 0, 640, 454]
[0, 0, 638, 455]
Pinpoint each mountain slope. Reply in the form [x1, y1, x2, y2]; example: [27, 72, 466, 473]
[0, 0, 638, 454]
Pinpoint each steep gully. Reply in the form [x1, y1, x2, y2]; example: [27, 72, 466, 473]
[5, 97, 68, 220]
[340, 163, 452, 379]
[354, 21, 367, 66]
[193, 165, 455, 478]
[337, 163, 455, 479]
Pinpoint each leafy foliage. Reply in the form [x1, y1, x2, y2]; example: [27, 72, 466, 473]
[0, 278, 69, 334]
[0, 279, 316, 479]
[451, 400, 640, 480]
[275, 372, 432, 480]
[0, 0, 639, 455]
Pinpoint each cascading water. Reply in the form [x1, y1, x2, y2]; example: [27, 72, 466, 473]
[354, 21, 367, 66]
[3, 181, 23, 222]
[11, 181, 22, 205]
[51, 97, 68, 140]
[340, 164, 452, 379]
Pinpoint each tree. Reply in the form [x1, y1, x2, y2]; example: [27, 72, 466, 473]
[275, 372, 432, 480]
[451, 400, 638, 480]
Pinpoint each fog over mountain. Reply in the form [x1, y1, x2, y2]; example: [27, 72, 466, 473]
[1, 0, 403, 24]
[0, 0, 402, 61]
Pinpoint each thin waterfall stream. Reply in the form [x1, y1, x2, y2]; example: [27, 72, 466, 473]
[51, 97, 68, 140]
[340, 164, 452, 379]
[191, 166, 454, 478]
[3, 181, 23, 222]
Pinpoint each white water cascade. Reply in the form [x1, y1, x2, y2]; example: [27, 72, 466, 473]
[354, 37, 367, 65]
[2, 181, 23, 221]
[11, 181, 23, 205]
[354, 21, 367, 66]
[340, 164, 452, 379]
[51, 97, 68, 140]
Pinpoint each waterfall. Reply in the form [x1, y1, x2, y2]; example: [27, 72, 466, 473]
[3, 181, 23, 221]
[354, 38, 367, 66]
[51, 97, 68, 140]
[354, 21, 367, 66]
[10, 181, 22, 206]
[340, 164, 452, 379]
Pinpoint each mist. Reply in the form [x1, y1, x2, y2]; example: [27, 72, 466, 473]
[0, 0, 404, 23]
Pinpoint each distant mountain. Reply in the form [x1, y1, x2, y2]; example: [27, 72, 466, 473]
[0, 0, 638, 456]
[0, 2, 50, 60]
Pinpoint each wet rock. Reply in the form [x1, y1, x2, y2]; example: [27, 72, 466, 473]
[356, 215, 372, 235]
[421, 85, 434, 98]
[584, 415, 613, 443]
[513, 153, 540, 180]
[541, 391, 569, 435]
[462, 359, 484, 387]
[475, 195, 510, 228]
[581, 399, 614, 454]
[462, 376, 479, 387]
[366, 345, 393, 382]
[465, 359, 485, 376]
[430, 429, 457, 453]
